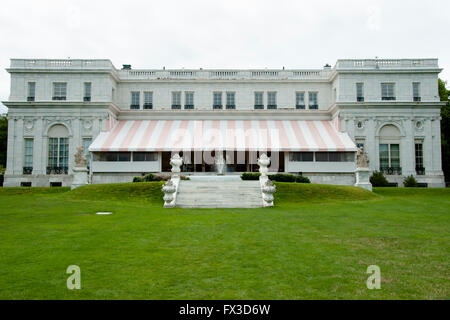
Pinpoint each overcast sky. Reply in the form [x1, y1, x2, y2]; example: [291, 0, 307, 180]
[1, 0, 449, 113]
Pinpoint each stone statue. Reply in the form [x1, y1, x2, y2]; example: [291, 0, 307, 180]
[214, 152, 225, 175]
[356, 147, 369, 168]
[74, 146, 87, 167]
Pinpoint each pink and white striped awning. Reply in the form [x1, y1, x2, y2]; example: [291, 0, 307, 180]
[89, 120, 356, 152]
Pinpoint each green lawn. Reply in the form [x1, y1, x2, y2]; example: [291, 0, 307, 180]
[0, 182, 448, 300]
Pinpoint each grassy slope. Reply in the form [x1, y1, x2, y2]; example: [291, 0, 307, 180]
[0, 183, 448, 300]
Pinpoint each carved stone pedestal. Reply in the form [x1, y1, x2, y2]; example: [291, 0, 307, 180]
[354, 168, 372, 191]
[71, 167, 88, 190]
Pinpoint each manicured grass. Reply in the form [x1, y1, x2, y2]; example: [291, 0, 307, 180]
[0, 183, 448, 299]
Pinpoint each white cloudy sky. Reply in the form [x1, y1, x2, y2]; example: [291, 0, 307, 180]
[1, 0, 449, 113]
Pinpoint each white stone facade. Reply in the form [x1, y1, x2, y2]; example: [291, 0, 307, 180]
[3, 58, 445, 187]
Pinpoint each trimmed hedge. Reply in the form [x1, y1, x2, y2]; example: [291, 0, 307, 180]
[133, 174, 189, 182]
[403, 175, 418, 187]
[240, 172, 310, 183]
[370, 171, 389, 187]
[240, 172, 261, 180]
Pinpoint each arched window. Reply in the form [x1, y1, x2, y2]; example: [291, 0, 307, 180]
[47, 124, 69, 174]
[379, 125, 401, 174]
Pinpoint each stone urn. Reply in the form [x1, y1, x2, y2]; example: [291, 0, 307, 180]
[162, 180, 176, 208]
[170, 153, 183, 175]
[261, 179, 276, 206]
[258, 153, 270, 176]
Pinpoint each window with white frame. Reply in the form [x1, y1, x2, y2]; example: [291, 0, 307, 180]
[379, 144, 400, 170]
[48, 138, 69, 170]
[24, 138, 34, 172]
[213, 92, 222, 109]
[185, 92, 194, 109]
[84, 82, 91, 101]
[296, 92, 305, 109]
[131, 91, 140, 109]
[172, 92, 181, 109]
[413, 82, 421, 102]
[226, 92, 235, 109]
[53, 83, 67, 100]
[144, 92, 153, 109]
[308, 92, 318, 109]
[267, 92, 277, 109]
[356, 83, 364, 102]
[27, 82, 35, 101]
[254, 92, 263, 109]
[381, 83, 396, 100]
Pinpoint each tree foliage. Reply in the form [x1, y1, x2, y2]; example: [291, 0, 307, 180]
[438, 79, 450, 183]
[0, 115, 7, 168]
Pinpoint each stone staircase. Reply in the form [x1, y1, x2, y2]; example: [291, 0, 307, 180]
[175, 177, 263, 208]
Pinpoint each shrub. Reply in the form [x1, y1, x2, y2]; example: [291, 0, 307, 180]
[268, 174, 296, 182]
[403, 175, 418, 187]
[133, 173, 190, 182]
[241, 172, 261, 180]
[295, 175, 311, 183]
[370, 171, 389, 187]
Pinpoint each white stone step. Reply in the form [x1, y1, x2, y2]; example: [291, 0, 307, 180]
[175, 179, 263, 208]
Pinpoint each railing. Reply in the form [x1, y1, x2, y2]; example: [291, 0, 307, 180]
[171, 104, 181, 110]
[267, 104, 277, 109]
[416, 167, 425, 175]
[46, 166, 68, 175]
[381, 167, 402, 175]
[296, 104, 305, 109]
[213, 105, 223, 109]
[117, 68, 331, 80]
[27, 97, 35, 102]
[143, 103, 153, 109]
[52, 96, 66, 101]
[83, 97, 91, 102]
[10, 59, 115, 70]
[254, 105, 264, 109]
[23, 167, 33, 175]
[336, 59, 439, 69]
[130, 104, 140, 109]
[184, 105, 194, 109]
[226, 105, 236, 109]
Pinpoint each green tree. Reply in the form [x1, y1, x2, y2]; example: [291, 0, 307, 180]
[0, 115, 7, 168]
[438, 79, 450, 183]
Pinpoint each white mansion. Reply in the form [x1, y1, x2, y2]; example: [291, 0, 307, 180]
[2, 58, 445, 187]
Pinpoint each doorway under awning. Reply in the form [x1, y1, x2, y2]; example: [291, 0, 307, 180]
[89, 119, 357, 152]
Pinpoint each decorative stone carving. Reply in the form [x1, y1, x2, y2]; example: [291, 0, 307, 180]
[170, 153, 183, 177]
[74, 146, 87, 167]
[162, 153, 183, 208]
[261, 179, 276, 207]
[257, 153, 270, 181]
[354, 147, 372, 191]
[356, 147, 369, 168]
[258, 153, 276, 206]
[71, 146, 88, 190]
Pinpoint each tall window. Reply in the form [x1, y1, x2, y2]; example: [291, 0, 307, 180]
[381, 83, 395, 100]
[83, 138, 92, 169]
[213, 92, 222, 109]
[413, 82, 421, 102]
[226, 92, 235, 109]
[379, 144, 400, 171]
[185, 92, 194, 109]
[267, 92, 277, 109]
[27, 82, 35, 101]
[47, 125, 69, 174]
[131, 91, 140, 109]
[309, 92, 318, 109]
[296, 92, 305, 109]
[84, 82, 91, 101]
[254, 92, 263, 109]
[48, 138, 69, 173]
[144, 92, 153, 109]
[415, 142, 424, 174]
[53, 83, 67, 100]
[356, 83, 364, 102]
[23, 138, 34, 174]
[172, 92, 181, 109]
